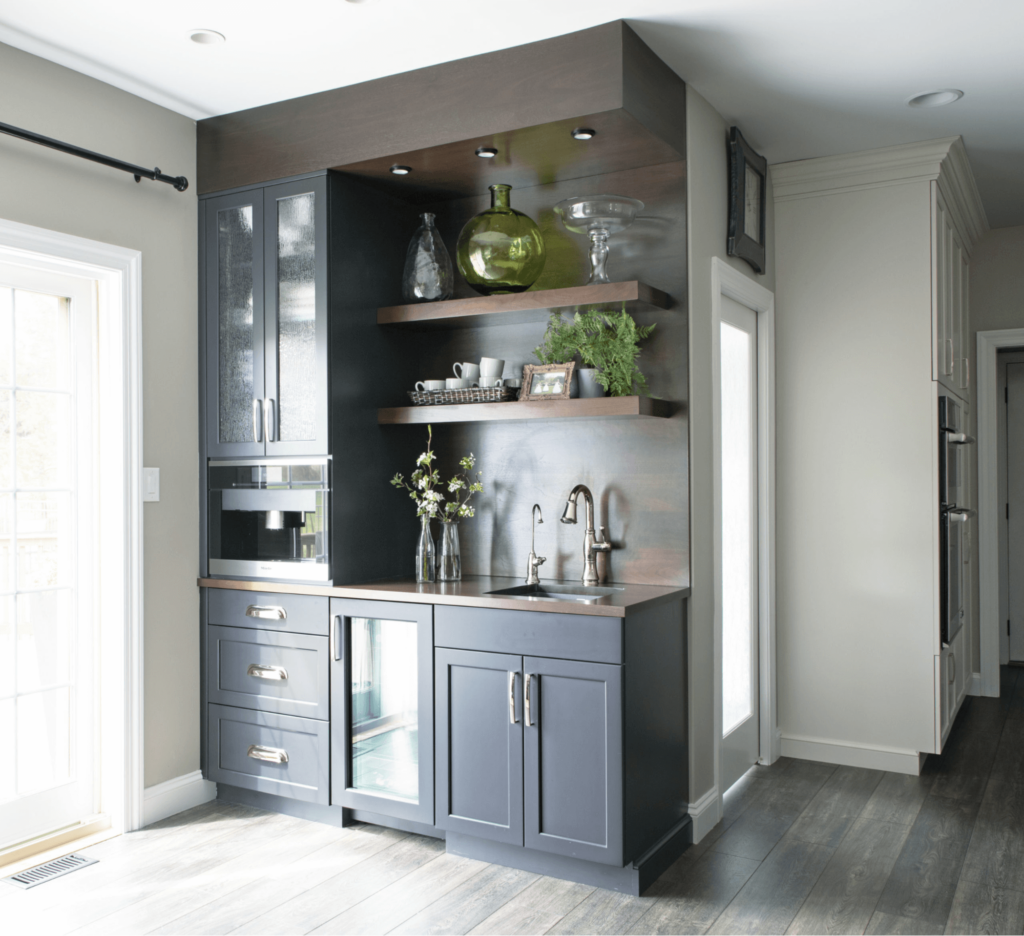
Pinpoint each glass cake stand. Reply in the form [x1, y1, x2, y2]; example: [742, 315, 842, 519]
[554, 195, 644, 284]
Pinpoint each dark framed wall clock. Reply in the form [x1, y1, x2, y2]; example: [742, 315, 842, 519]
[727, 126, 768, 274]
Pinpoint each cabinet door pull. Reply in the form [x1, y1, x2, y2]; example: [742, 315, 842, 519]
[946, 339, 954, 376]
[949, 653, 956, 683]
[247, 744, 288, 764]
[525, 674, 534, 727]
[247, 663, 287, 681]
[252, 398, 263, 443]
[245, 605, 287, 620]
[332, 615, 341, 662]
[961, 358, 970, 390]
[264, 398, 276, 443]
[508, 671, 518, 725]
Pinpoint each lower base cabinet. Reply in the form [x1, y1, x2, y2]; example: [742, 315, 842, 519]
[435, 648, 623, 865]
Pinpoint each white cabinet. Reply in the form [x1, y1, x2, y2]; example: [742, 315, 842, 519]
[932, 182, 972, 400]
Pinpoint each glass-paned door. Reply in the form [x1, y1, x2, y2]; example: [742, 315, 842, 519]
[0, 266, 97, 849]
[205, 189, 265, 457]
[329, 598, 433, 825]
[718, 295, 760, 794]
[264, 176, 328, 456]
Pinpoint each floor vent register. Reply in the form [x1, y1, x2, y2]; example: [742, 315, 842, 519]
[3, 853, 98, 889]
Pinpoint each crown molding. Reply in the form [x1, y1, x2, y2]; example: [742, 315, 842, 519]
[772, 136, 988, 252]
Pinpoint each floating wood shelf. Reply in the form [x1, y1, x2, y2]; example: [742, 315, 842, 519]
[377, 281, 671, 329]
[378, 396, 672, 425]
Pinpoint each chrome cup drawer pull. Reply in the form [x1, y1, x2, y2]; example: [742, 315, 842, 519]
[247, 744, 288, 764]
[245, 605, 287, 620]
[247, 663, 288, 681]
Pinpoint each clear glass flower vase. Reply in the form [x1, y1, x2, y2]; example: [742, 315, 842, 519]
[416, 515, 436, 583]
[438, 521, 461, 581]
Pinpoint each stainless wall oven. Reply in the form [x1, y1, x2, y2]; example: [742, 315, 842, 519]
[939, 396, 972, 646]
[208, 457, 331, 582]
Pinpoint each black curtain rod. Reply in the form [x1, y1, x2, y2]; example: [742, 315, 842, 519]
[0, 120, 189, 192]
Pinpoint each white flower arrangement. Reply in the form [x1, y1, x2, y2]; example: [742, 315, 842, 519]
[390, 426, 483, 522]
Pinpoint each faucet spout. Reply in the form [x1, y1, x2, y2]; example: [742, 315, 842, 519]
[560, 484, 610, 585]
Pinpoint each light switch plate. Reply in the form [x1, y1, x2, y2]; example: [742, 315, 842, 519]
[143, 467, 160, 502]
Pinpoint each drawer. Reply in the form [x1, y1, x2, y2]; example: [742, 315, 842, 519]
[207, 625, 329, 719]
[434, 605, 623, 664]
[208, 704, 329, 805]
[207, 588, 329, 636]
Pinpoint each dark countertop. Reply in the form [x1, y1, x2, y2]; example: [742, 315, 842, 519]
[197, 574, 689, 619]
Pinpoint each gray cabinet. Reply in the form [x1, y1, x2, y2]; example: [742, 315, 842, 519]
[203, 174, 329, 457]
[523, 656, 623, 865]
[329, 598, 434, 825]
[435, 648, 624, 866]
[435, 648, 524, 846]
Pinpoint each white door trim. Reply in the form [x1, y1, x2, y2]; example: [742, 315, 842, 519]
[978, 328, 1024, 697]
[0, 216, 144, 834]
[711, 258, 778, 813]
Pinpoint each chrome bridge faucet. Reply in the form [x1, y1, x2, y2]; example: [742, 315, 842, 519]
[560, 484, 612, 585]
[525, 504, 546, 585]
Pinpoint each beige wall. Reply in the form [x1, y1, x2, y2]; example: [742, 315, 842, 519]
[967, 225, 1024, 670]
[0, 43, 199, 787]
[686, 86, 776, 806]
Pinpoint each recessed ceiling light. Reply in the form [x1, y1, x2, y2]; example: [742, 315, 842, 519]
[475, 147, 498, 158]
[389, 165, 412, 176]
[189, 29, 225, 45]
[571, 127, 596, 141]
[344, 0, 379, 4]
[907, 89, 964, 108]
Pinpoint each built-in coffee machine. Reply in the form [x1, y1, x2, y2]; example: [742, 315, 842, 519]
[208, 458, 330, 582]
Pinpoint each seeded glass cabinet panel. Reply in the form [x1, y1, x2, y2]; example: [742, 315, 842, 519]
[329, 598, 434, 826]
[204, 175, 329, 457]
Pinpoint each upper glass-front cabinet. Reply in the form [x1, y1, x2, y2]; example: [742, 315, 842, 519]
[204, 175, 329, 457]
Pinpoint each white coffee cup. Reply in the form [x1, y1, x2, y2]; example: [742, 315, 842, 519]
[446, 378, 476, 390]
[416, 380, 445, 392]
[479, 357, 505, 379]
[478, 377, 503, 388]
[453, 362, 481, 381]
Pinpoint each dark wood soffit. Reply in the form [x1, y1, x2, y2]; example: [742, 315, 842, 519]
[197, 21, 686, 194]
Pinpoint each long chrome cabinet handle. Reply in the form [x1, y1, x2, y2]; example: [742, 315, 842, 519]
[252, 399, 263, 443]
[332, 615, 341, 662]
[246, 605, 286, 620]
[525, 674, 533, 727]
[247, 744, 288, 764]
[247, 663, 287, 681]
[508, 671, 518, 725]
[949, 653, 956, 684]
[264, 398, 275, 443]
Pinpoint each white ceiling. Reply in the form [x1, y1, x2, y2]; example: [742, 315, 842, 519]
[3, 0, 1023, 227]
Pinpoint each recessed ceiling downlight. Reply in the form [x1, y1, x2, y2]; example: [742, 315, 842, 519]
[190, 29, 225, 45]
[389, 165, 412, 176]
[908, 89, 964, 108]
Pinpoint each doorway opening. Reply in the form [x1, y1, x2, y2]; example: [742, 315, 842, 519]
[0, 218, 143, 870]
[711, 258, 777, 804]
[998, 350, 1024, 665]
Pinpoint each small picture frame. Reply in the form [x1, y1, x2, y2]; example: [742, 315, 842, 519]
[727, 126, 767, 274]
[520, 362, 576, 401]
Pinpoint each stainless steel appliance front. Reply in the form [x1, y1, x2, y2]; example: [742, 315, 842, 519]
[208, 457, 330, 583]
[939, 397, 972, 646]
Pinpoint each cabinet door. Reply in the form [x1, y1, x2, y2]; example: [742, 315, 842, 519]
[329, 598, 433, 825]
[205, 188, 266, 457]
[958, 246, 970, 399]
[264, 177, 329, 456]
[523, 657, 623, 866]
[435, 649, 524, 845]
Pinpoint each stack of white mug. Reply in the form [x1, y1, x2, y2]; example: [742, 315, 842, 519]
[416, 357, 518, 392]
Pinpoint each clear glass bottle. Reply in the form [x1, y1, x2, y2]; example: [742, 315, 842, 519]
[438, 520, 461, 581]
[416, 514, 436, 583]
[402, 212, 454, 303]
[456, 184, 546, 295]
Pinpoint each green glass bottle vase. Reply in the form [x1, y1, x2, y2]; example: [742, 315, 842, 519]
[456, 184, 546, 295]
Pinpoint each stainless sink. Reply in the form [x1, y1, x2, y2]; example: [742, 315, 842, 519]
[485, 583, 625, 604]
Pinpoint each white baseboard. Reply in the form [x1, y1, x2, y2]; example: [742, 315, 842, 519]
[143, 770, 216, 827]
[781, 735, 923, 776]
[688, 786, 721, 843]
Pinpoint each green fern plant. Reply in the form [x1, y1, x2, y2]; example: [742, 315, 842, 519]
[533, 312, 583, 365]
[579, 311, 655, 397]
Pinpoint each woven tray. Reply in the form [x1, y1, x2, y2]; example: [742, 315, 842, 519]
[408, 386, 518, 406]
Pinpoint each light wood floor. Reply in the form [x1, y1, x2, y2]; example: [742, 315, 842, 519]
[6, 666, 1024, 935]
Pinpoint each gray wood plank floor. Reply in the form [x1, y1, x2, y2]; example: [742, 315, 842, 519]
[6, 666, 1024, 935]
